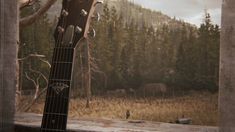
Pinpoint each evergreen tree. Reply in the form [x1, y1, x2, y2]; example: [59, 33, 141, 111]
[196, 12, 220, 91]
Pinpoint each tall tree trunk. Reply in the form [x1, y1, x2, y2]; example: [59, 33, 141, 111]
[16, 45, 21, 108]
[219, 0, 235, 131]
[81, 41, 91, 108]
[0, 0, 18, 131]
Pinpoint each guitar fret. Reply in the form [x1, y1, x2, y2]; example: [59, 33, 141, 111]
[41, 128, 65, 132]
[54, 47, 74, 49]
[49, 79, 71, 82]
[46, 96, 69, 100]
[52, 61, 73, 64]
[41, 0, 97, 131]
[45, 112, 67, 116]
[52, 47, 74, 63]
[50, 62, 73, 80]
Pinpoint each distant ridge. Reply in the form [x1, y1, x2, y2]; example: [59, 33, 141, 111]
[45, 0, 195, 28]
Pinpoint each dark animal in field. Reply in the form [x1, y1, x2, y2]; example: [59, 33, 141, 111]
[126, 110, 130, 119]
[107, 89, 126, 97]
[127, 88, 135, 95]
[139, 83, 168, 97]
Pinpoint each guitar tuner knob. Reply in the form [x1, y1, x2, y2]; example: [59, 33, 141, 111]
[89, 28, 96, 38]
[62, 9, 69, 16]
[95, 0, 104, 6]
[81, 9, 88, 17]
[57, 26, 65, 33]
[75, 26, 83, 33]
[92, 12, 101, 22]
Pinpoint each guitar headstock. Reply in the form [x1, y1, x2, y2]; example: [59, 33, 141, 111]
[54, 0, 102, 48]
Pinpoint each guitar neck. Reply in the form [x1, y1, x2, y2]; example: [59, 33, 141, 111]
[41, 47, 75, 132]
[40, 0, 98, 131]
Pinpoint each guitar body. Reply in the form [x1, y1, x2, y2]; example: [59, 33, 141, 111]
[40, 0, 98, 131]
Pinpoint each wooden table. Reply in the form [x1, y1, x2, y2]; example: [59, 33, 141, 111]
[14, 113, 218, 132]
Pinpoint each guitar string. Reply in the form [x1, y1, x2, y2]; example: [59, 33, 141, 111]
[41, 10, 61, 130]
[55, 1, 70, 130]
[56, 17, 68, 131]
[58, 0, 87, 130]
[54, 1, 69, 130]
[58, 0, 92, 129]
[44, 15, 63, 131]
[41, 0, 70, 131]
[41, 22, 58, 130]
[43, 0, 93, 131]
[58, 1, 74, 130]
[48, 5, 63, 132]
[43, 1, 67, 130]
[59, 35, 70, 130]
[59, 38, 70, 130]
[56, 0, 92, 130]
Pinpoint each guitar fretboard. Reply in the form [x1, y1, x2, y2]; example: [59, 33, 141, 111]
[40, 0, 97, 131]
[41, 47, 75, 132]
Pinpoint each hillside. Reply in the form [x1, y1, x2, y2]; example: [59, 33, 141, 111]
[20, 0, 219, 92]
[45, 0, 194, 28]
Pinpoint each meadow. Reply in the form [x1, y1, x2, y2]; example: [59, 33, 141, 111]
[20, 91, 218, 126]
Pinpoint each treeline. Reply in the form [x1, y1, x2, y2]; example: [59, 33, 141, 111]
[19, 1, 220, 95]
[89, 3, 220, 92]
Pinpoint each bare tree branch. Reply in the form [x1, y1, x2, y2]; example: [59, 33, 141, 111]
[25, 72, 37, 87]
[21, 54, 50, 106]
[29, 64, 49, 86]
[24, 61, 49, 103]
[17, 87, 47, 112]
[18, 53, 46, 61]
[19, 0, 31, 7]
[28, 61, 49, 90]
[25, 71, 40, 99]
[20, 0, 57, 28]
[39, 58, 51, 68]
[19, 0, 39, 10]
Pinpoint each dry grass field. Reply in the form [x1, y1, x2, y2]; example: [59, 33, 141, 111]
[20, 91, 218, 126]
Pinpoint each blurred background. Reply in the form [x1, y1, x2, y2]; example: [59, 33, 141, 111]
[17, 0, 220, 126]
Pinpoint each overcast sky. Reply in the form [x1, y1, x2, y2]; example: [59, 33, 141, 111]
[131, 0, 222, 27]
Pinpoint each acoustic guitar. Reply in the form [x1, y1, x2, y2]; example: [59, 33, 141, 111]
[40, 0, 101, 131]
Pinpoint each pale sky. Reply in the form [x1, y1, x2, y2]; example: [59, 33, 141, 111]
[130, 0, 222, 26]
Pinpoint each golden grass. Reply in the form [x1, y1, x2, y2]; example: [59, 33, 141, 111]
[20, 91, 218, 126]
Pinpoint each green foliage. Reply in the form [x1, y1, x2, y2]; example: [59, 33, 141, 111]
[175, 12, 220, 91]
[20, 1, 220, 93]
[91, 3, 220, 92]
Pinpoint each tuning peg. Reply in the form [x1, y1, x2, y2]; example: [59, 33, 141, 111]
[62, 9, 69, 17]
[92, 12, 101, 22]
[75, 26, 83, 33]
[95, 0, 104, 6]
[81, 9, 88, 17]
[88, 28, 96, 38]
[57, 26, 64, 33]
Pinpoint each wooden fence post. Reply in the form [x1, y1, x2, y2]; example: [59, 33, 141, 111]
[219, 0, 235, 131]
[0, 0, 18, 131]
